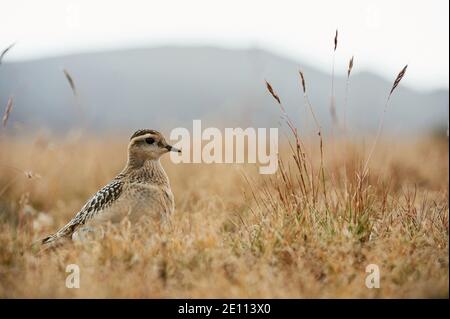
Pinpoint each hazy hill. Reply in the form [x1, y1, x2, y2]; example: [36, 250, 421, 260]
[0, 46, 448, 136]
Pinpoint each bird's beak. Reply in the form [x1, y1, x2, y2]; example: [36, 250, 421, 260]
[165, 145, 182, 153]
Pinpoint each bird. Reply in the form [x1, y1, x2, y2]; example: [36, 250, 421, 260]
[41, 129, 181, 245]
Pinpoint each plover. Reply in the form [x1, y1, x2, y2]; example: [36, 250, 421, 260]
[41, 129, 180, 245]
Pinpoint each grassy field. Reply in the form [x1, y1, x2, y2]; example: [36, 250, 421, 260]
[0, 132, 448, 298]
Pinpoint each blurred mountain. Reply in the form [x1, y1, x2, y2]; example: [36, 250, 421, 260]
[0, 46, 448, 136]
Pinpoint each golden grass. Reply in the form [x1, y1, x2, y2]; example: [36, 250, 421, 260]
[0, 134, 448, 298]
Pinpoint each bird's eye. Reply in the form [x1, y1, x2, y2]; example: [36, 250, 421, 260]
[145, 137, 155, 144]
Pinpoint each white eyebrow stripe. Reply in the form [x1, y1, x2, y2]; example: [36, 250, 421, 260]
[130, 133, 154, 143]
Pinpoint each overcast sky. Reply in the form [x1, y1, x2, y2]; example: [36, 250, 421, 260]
[0, 0, 448, 91]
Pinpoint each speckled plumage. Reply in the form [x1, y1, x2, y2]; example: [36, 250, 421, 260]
[41, 129, 179, 245]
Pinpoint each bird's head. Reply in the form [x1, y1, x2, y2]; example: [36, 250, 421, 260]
[128, 129, 181, 163]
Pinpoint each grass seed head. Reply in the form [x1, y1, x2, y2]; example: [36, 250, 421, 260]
[299, 70, 306, 94]
[347, 56, 354, 78]
[389, 65, 408, 96]
[0, 43, 15, 65]
[2, 96, 14, 128]
[265, 80, 281, 104]
[334, 29, 338, 51]
[63, 69, 78, 96]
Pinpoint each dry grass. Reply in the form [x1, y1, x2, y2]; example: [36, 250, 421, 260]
[1, 97, 13, 129]
[0, 133, 447, 298]
[62, 69, 78, 97]
[0, 43, 15, 65]
[0, 31, 447, 299]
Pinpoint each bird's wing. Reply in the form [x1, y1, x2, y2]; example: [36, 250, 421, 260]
[41, 179, 124, 244]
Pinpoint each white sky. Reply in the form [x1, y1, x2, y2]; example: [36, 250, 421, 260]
[0, 0, 448, 91]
